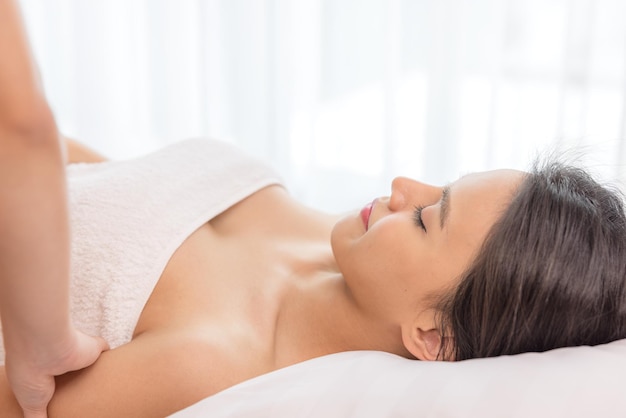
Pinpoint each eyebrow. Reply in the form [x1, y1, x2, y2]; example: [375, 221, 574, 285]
[440, 185, 451, 229]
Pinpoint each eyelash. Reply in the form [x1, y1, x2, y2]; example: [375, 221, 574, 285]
[413, 205, 427, 232]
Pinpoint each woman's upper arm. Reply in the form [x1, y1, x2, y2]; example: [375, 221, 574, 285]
[1, 332, 220, 417]
[0, 368, 21, 417]
[53, 332, 223, 417]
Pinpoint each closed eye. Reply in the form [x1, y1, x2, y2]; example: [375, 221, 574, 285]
[413, 205, 427, 232]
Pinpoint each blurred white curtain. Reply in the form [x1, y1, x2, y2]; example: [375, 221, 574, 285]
[20, 0, 626, 212]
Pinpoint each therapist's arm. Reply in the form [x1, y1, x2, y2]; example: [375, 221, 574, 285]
[0, 1, 107, 417]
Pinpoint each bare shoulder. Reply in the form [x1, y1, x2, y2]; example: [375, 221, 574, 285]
[63, 136, 108, 163]
[211, 185, 340, 240]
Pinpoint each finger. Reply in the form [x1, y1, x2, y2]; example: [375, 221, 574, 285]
[22, 408, 48, 418]
[9, 374, 54, 418]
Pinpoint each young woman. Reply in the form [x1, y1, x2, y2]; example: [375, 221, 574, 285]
[2, 135, 625, 417]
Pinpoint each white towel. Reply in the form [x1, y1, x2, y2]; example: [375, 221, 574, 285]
[0, 138, 282, 364]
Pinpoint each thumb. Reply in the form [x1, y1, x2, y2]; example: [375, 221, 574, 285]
[68, 333, 110, 372]
[55, 332, 110, 376]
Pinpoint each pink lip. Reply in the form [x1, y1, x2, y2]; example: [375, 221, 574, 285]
[360, 199, 376, 231]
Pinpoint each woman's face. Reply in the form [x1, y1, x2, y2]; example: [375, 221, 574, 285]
[331, 169, 524, 325]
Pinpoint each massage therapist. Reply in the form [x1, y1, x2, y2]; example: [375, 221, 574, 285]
[0, 1, 108, 417]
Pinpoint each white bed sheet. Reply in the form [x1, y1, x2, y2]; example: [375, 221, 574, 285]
[170, 338, 626, 417]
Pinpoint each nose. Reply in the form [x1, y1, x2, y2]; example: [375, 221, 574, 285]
[389, 176, 441, 211]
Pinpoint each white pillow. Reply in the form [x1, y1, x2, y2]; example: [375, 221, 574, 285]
[170, 339, 626, 417]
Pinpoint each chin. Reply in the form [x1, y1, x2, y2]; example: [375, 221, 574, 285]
[331, 211, 360, 241]
[329, 217, 344, 257]
[330, 213, 362, 274]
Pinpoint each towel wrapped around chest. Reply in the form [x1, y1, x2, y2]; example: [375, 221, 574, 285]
[0, 138, 282, 364]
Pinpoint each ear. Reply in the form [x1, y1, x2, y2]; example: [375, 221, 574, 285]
[401, 310, 447, 361]
[402, 325, 443, 361]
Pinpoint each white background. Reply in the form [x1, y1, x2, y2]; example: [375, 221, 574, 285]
[20, 0, 626, 212]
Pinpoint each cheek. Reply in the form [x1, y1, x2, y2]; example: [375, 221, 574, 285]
[448, 224, 491, 274]
[342, 227, 424, 311]
[356, 220, 423, 286]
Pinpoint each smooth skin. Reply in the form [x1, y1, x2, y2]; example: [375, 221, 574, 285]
[0, 1, 107, 417]
[0, 137, 522, 416]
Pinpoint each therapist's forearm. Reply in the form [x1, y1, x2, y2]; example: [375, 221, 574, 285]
[0, 121, 75, 363]
[0, 0, 75, 359]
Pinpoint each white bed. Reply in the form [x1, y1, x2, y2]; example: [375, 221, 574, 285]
[170, 338, 626, 417]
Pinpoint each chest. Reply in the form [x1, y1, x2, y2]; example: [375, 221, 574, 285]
[133, 187, 336, 363]
[133, 227, 286, 349]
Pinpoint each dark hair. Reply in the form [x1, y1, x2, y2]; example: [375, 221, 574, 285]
[437, 161, 626, 360]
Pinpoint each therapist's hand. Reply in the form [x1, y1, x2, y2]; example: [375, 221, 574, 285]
[5, 328, 109, 418]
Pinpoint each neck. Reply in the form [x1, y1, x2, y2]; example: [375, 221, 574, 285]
[273, 263, 413, 368]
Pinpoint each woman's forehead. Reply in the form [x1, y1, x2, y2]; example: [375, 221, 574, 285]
[447, 169, 525, 222]
[453, 169, 526, 184]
